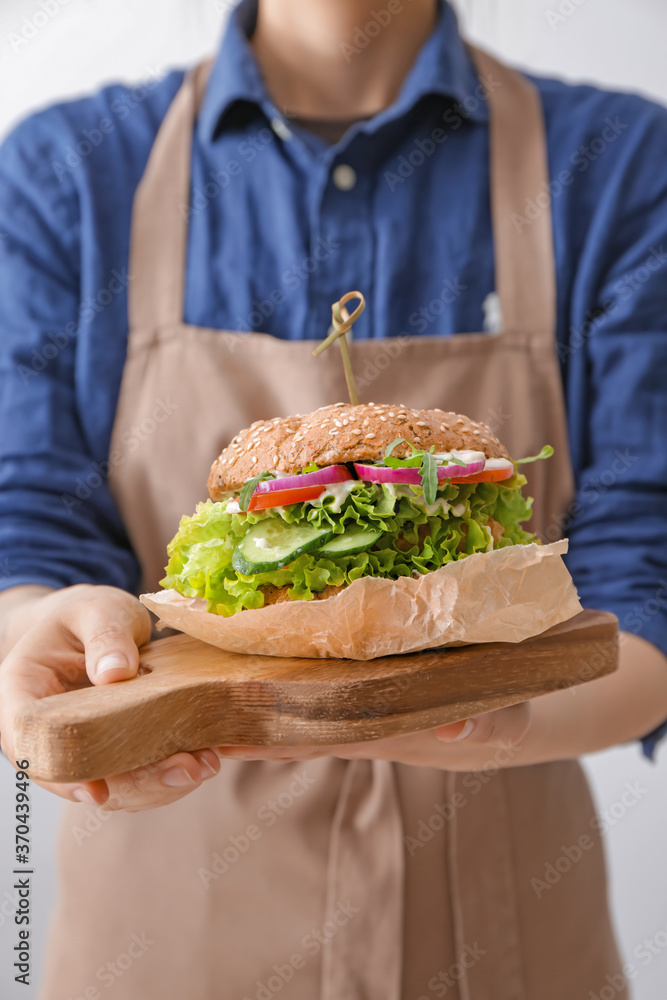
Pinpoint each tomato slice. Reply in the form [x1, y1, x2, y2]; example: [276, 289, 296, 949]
[450, 467, 514, 484]
[247, 485, 325, 510]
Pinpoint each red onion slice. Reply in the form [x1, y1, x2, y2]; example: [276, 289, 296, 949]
[254, 464, 353, 494]
[354, 456, 486, 485]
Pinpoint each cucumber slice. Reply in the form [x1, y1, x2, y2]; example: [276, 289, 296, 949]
[319, 526, 382, 556]
[232, 520, 335, 574]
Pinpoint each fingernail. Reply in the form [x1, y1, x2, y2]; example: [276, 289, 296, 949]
[72, 787, 96, 804]
[161, 767, 196, 788]
[438, 719, 475, 742]
[95, 653, 130, 677]
[198, 758, 218, 778]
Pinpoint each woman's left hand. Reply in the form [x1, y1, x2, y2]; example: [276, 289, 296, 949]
[217, 701, 532, 771]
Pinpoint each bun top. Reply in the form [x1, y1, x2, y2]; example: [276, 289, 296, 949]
[208, 403, 508, 498]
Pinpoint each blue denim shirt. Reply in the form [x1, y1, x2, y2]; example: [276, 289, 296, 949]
[1, 0, 666, 754]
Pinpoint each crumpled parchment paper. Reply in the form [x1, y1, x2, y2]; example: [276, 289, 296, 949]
[140, 540, 581, 660]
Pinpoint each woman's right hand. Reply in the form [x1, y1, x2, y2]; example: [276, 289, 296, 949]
[0, 584, 221, 811]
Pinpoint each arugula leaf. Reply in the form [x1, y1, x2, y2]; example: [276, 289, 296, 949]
[239, 471, 275, 511]
[385, 453, 423, 469]
[515, 445, 554, 465]
[420, 447, 438, 505]
[384, 438, 410, 459]
[442, 453, 467, 468]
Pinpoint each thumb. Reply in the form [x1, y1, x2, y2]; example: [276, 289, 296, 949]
[434, 702, 531, 747]
[71, 589, 152, 685]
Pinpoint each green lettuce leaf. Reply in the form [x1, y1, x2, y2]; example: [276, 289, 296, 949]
[161, 473, 536, 617]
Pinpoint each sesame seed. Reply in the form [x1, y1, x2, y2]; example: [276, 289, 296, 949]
[388, 411, 395, 417]
[380, 416, 387, 422]
[416, 421, 427, 427]
[365, 432, 376, 439]
[251, 456, 258, 464]
[342, 419, 349, 426]
[334, 420, 342, 427]
[351, 427, 362, 434]
[329, 429, 338, 435]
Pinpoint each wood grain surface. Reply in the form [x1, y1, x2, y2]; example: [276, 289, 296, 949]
[15, 609, 618, 783]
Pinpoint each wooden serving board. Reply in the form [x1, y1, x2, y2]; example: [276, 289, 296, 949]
[15, 609, 618, 783]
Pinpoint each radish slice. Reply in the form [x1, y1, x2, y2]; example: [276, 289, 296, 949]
[354, 455, 486, 485]
[254, 464, 352, 494]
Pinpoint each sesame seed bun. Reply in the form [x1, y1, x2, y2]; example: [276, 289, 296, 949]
[208, 403, 508, 498]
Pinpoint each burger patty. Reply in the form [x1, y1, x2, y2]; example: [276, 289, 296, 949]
[258, 583, 346, 606]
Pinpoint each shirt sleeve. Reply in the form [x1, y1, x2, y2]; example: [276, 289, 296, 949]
[561, 97, 667, 758]
[0, 114, 140, 594]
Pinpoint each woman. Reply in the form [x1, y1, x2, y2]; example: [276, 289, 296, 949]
[1, 1, 666, 997]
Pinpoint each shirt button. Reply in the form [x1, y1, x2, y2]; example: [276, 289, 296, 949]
[270, 117, 293, 142]
[332, 164, 357, 191]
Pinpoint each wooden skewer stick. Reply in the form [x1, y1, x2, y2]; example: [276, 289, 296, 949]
[312, 291, 366, 405]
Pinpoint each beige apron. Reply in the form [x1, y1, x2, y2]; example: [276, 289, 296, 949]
[41, 49, 626, 1000]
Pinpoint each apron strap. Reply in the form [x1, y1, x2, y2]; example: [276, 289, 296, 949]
[128, 60, 213, 333]
[469, 47, 557, 341]
[128, 49, 555, 341]
[320, 760, 404, 1000]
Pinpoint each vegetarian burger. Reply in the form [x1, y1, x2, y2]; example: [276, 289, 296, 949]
[161, 403, 549, 617]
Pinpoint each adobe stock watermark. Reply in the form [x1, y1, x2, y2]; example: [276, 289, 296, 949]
[7, 0, 78, 54]
[17, 268, 132, 386]
[531, 780, 648, 899]
[61, 932, 154, 999]
[198, 770, 317, 887]
[341, 0, 412, 62]
[241, 899, 359, 1000]
[404, 741, 521, 857]
[543, 449, 638, 542]
[546, 0, 590, 31]
[588, 917, 667, 1000]
[384, 76, 501, 192]
[181, 129, 275, 220]
[61, 396, 180, 515]
[621, 579, 667, 639]
[417, 942, 487, 999]
[52, 69, 165, 182]
[355, 275, 467, 390]
[211, 0, 237, 18]
[233, 235, 341, 333]
[512, 117, 628, 232]
[558, 245, 667, 362]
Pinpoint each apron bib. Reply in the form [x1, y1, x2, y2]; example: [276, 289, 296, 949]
[40, 49, 625, 1000]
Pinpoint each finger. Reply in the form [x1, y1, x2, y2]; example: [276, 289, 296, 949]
[435, 702, 531, 747]
[67, 590, 152, 685]
[100, 749, 221, 812]
[32, 778, 110, 806]
[216, 745, 322, 762]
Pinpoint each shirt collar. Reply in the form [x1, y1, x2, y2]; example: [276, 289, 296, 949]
[198, 0, 487, 144]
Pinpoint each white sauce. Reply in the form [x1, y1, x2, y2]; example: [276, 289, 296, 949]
[433, 449, 486, 466]
[451, 502, 466, 517]
[255, 537, 271, 550]
[483, 458, 514, 471]
[226, 499, 242, 514]
[306, 479, 360, 512]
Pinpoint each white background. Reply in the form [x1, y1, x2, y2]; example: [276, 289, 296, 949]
[1, 2, 666, 998]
